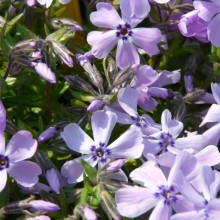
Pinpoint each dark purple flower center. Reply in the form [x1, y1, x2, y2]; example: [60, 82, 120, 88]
[0, 155, 9, 170]
[154, 185, 177, 205]
[90, 143, 111, 164]
[116, 23, 133, 41]
[131, 115, 148, 128]
[159, 132, 175, 152]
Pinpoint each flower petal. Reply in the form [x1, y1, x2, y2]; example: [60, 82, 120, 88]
[61, 123, 96, 154]
[0, 132, 5, 155]
[0, 101, 6, 132]
[0, 170, 7, 192]
[208, 14, 220, 47]
[8, 161, 41, 187]
[90, 3, 122, 28]
[5, 131, 37, 163]
[117, 87, 138, 117]
[132, 28, 162, 56]
[211, 83, 220, 105]
[116, 39, 139, 69]
[92, 110, 117, 146]
[200, 104, 220, 126]
[87, 31, 118, 59]
[130, 163, 167, 188]
[202, 122, 220, 145]
[115, 186, 157, 218]
[107, 125, 144, 159]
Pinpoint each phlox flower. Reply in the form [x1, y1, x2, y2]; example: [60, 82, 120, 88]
[87, 0, 162, 69]
[194, 0, 220, 47]
[115, 152, 195, 219]
[60, 110, 144, 183]
[0, 131, 42, 192]
[171, 166, 220, 220]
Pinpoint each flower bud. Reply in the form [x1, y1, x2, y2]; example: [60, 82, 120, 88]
[83, 207, 97, 220]
[87, 100, 104, 112]
[29, 200, 60, 213]
[38, 127, 58, 143]
[106, 159, 125, 172]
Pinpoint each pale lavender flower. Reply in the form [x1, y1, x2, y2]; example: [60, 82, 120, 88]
[194, 0, 220, 47]
[171, 166, 220, 220]
[26, 0, 36, 7]
[200, 83, 220, 126]
[45, 168, 61, 194]
[178, 10, 208, 42]
[0, 131, 42, 192]
[29, 200, 60, 212]
[115, 153, 195, 219]
[38, 127, 57, 143]
[130, 65, 180, 111]
[143, 109, 207, 156]
[0, 100, 6, 132]
[87, 100, 104, 112]
[87, 1, 162, 68]
[83, 207, 97, 220]
[106, 159, 125, 172]
[61, 110, 144, 183]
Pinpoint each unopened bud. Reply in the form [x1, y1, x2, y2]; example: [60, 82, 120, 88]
[184, 70, 194, 93]
[106, 159, 125, 172]
[38, 127, 57, 143]
[29, 200, 60, 213]
[87, 100, 104, 112]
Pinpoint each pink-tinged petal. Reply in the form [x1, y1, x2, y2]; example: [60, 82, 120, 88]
[0, 132, 5, 155]
[87, 31, 118, 59]
[90, 3, 122, 29]
[208, 14, 220, 47]
[152, 70, 181, 87]
[61, 155, 97, 184]
[170, 210, 205, 220]
[0, 101, 6, 132]
[132, 28, 162, 56]
[130, 164, 166, 188]
[61, 123, 96, 154]
[138, 92, 158, 111]
[193, 1, 220, 22]
[92, 110, 117, 146]
[0, 170, 7, 192]
[172, 172, 204, 207]
[131, 65, 158, 88]
[120, 0, 150, 20]
[161, 109, 183, 138]
[45, 168, 60, 194]
[211, 83, 220, 105]
[116, 39, 139, 69]
[200, 104, 220, 126]
[149, 200, 172, 220]
[107, 125, 144, 159]
[115, 186, 157, 218]
[175, 135, 207, 151]
[5, 131, 37, 163]
[8, 161, 41, 187]
[34, 62, 56, 83]
[195, 145, 220, 167]
[172, 195, 195, 213]
[117, 87, 138, 117]
[202, 122, 220, 145]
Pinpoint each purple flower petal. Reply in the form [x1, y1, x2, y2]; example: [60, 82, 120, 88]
[29, 200, 60, 212]
[0, 101, 6, 132]
[59, 0, 71, 4]
[116, 39, 139, 69]
[138, 92, 158, 111]
[90, 3, 122, 29]
[61, 123, 96, 154]
[120, 0, 150, 20]
[46, 168, 60, 194]
[92, 110, 117, 146]
[108, 125, 144, 159]
[208, 199, 220, 218]
[115, 186, 157, 218]
[170, 210, 205, 220]
[195, 145, 220, 167]
[87, 31, 118, 59]
[208, 14, 220, 47]
[149, 199, 172, 220]
[117, 87, 138, 117]
[200, 104, 220, 126]
[130, 164, 167, 188]
[202, 122, 220, 145]
[5, 131, 37, 163]
[8, 161, 41, 187]
[0, 132, 5, 155]
[34, 62, 56, 84]
[0, 170, 7, 192]
[83, 207, 97, 220]
[211, 83, 220, 105]
[132, 28, 162, 56]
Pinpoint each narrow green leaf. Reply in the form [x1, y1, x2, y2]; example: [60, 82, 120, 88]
[81, 159, 97, 185]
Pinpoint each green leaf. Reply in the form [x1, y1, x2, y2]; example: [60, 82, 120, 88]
[71, 91, 95, 102]
[16, 24, 39, 40]
[46, 27, 68, 42]
[81, 159, 97, 185]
